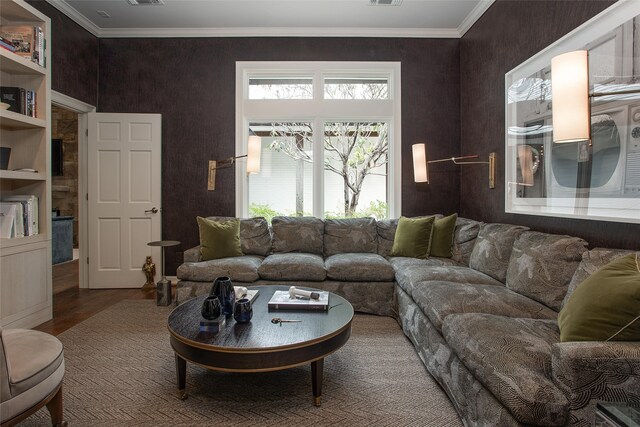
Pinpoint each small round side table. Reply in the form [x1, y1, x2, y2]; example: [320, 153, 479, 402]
[147, 240, 180, 306]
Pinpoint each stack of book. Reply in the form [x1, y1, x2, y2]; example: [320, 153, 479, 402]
[0, 25, 45, 67]
[0, 195, 39, 238]
[0, 86, 37, 117]
[268, 290, 329, 311]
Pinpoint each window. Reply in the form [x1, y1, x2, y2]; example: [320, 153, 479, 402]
[236, 62, 401, 220]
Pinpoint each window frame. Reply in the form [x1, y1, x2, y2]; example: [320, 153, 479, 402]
[235, 61, 402, 219]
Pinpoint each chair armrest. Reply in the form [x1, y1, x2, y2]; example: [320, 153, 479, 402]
[551, 341, 640, 425]
[183, 246, 202, 263]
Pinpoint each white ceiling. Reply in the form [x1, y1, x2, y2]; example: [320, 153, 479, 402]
[47, 0, 494, 38]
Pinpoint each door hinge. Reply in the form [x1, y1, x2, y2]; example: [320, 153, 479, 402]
[86, 257, 89, 264]
[86, 193, 88, 201]
[86, 129, 89, 136]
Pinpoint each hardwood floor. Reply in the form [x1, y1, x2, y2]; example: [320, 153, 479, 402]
[37, 260, 159, 336]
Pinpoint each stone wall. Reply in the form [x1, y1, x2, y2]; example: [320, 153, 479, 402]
[51, 105, 79, 247]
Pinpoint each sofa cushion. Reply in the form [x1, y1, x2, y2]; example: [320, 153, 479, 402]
[469, 223, 528, 283]
[2, 329, 64, 396]
[325, 253, 394, 282]
[323, 217, 377, 257]
[197, 217, 243, 260]
[430, 214, 457, 258]
[411, 281, 557, 333]
[394, 264, 503, 298]
[443, 314, 568, 426]
[271, 216, 324, 255]
[506, 231, 587, 311]
[562, 248, 634, 308]
[205, 216, 272, 257]
[559, 253, 640, 342]
[451, 217, 482, 266]
[388, 256, 459, 272]
[177, 255, 262, 282]
[390, 216, 435, 259]
[258, 253, 326, 281]
[376, 219, 398, 257]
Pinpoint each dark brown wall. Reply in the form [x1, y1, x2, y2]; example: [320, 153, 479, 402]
[98, 37, 461, 273]
[460, 0, 640, 250]
[27, 0, 98, 106]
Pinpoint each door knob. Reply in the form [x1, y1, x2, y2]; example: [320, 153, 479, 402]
[145, 207, 158, 214]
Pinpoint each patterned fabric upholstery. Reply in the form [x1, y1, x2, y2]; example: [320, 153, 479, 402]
[562, 248, 635, 308]
[176, 255, 263, 283]
[325, 253, 395, 282]
[323, 217, 378, 257]
[375, 218, 398, 257]
[506, 231, 587, 311]
[258, 253, 326, 281]
[469, 223, 529, 283]
[205, 216, 272, 256]
[443, 313, 569, 425]
[451, 217, 483, 266]
[551, 341, 640, 426]
[411, 281, 557, 333]
[388, 256, 459, 272]
[271, 216, 324, 255]
[394, 265, 503, 298]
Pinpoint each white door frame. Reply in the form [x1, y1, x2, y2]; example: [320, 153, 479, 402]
[51, 91, 95, 289]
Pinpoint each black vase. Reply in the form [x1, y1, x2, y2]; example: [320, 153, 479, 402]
[210, 276, 235, 317]
[201, 296, 221, 320]
[233, 298, 253, 323]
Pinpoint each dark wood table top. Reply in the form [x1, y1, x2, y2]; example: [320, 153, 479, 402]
[168, 285, 354, 353]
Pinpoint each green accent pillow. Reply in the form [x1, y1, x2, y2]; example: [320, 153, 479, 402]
[197, 216, 243, 261]
[430, 213, 458, 258]
[389, 216, 435, 259]
[558, 253, 640, 342]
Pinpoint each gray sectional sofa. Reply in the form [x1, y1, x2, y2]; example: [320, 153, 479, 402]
[176, 215, 640, 426]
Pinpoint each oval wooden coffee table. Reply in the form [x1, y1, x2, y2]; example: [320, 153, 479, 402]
[167, 285, 354, 406]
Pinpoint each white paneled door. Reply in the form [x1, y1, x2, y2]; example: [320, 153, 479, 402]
[88, 113, 162, 288]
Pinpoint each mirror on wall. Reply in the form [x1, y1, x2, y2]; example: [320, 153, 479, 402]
[505, 1, 640, 224]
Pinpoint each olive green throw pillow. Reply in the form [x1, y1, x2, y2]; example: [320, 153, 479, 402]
[430, 213, 458, 258]
[389, 216, 435, 259]
[197, 216, 243, 261]
[558, 253, 640, 342]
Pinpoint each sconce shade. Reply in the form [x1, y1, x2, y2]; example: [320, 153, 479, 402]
[551, 50, 590, 143]
[517, 145, 534, 186]
[412, 143, 429, 183]
[246, 135, 262, 174]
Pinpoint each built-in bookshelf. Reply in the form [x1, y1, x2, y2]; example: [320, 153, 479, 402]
[0, 0, 51, 328]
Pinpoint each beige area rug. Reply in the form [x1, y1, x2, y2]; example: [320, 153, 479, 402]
[26, 300, 462, 426]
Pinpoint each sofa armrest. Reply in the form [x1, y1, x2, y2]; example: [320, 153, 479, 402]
[551, 341, 640, 425]
[183, 246, 202, 263]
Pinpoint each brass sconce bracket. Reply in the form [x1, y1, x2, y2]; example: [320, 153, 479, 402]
[207, 155, 248, 191]
[427, 152, 496, 189]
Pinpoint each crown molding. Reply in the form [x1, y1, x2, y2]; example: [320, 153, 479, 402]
[45, 0, 101, 37]
[98, 27, 461, 38]
[457, 0, 495, 36]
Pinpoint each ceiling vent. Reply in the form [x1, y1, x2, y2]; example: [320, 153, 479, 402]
[369, 0, 402, 5]
[126, 0, 164, 5]
[96, 10, 111, 17]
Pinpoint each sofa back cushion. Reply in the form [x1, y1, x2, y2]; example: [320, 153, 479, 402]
[469, 223, 529, 283]
[323, 217, 377, 257]
[206, 216, 271, 256]
[271, 216, 324, 254]
[376, 219, 398, 257]
[451, 217, 482, 266]
[561, 248, 634, 309]
[506, 231, 587, 311]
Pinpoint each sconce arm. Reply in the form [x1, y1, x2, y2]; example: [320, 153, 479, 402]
[210, 154, 248, 170]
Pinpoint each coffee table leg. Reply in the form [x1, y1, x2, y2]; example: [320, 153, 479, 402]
[311, 358, 324, 407]
[175, 353, 188, 400]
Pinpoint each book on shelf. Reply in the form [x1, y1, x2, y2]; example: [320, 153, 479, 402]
[267, 290, 329, 311]
[2, 195, 38, 236]
[0, 203, 16, 238]
[0, 25, 45, 66]
[0, 87, 36, 117]
[0, 35, 16, 52]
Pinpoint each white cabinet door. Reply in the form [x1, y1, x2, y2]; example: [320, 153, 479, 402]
[88, 113, 162, 288]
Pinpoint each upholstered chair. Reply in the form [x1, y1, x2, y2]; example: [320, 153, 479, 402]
[0, 328, 66, 426]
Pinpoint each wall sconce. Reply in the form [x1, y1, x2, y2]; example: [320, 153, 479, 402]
[551, 49, 640, 143]
[412, 143, 496, 189]
[208, 135, 262, 191]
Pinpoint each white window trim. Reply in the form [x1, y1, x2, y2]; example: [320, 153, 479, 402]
[235, 61, 402, 219]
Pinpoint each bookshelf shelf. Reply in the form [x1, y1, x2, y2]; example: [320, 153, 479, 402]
[0, 109, 46, 130]
[0, 49, 46, 75]
[0, 0, 51, 329]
